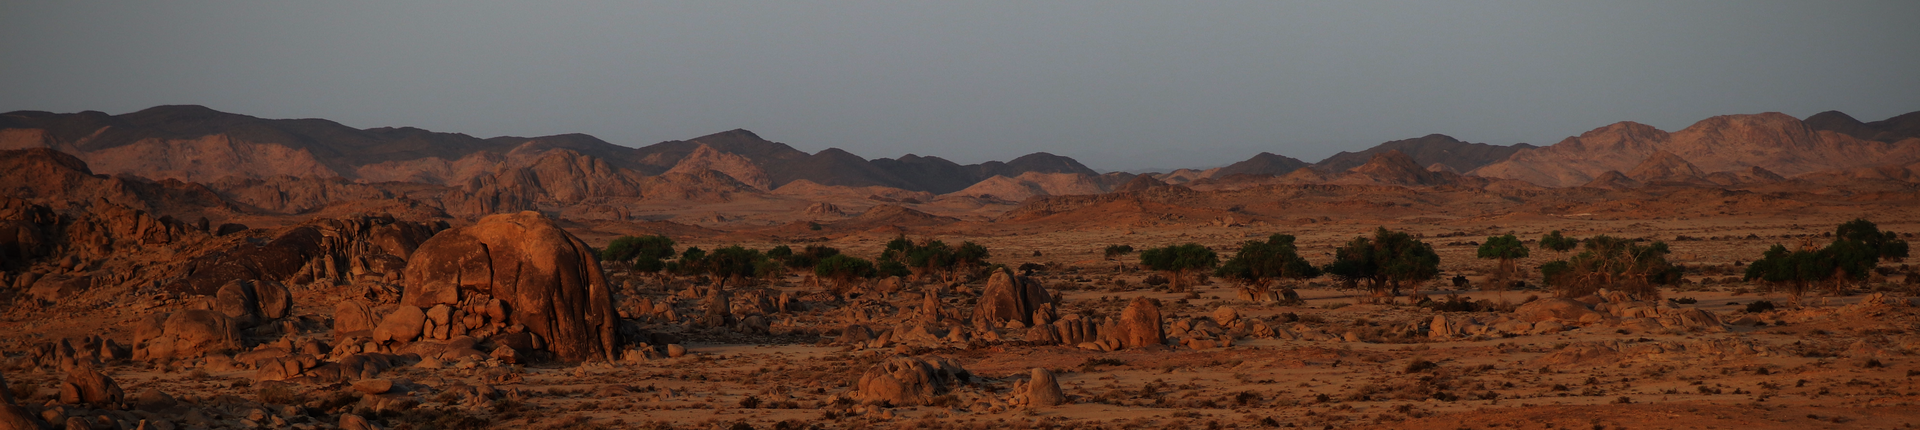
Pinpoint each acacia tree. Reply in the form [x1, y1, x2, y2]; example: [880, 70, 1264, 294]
[1139, 243, 1219, 292]
[1476, 234, 1531, 288]
[1540, 231, 1579, 254]
[1538, 235, 1680, 299]
[1746, 218, 1910, 300]
[705, 245, 767, 289]
[1103, 244, 1135, 260]
[669, 247, 708, 276]
[876, 236, 990, 282]
[1323, 227, 1441, 298]
[783, 245, 840, 273]
[601, 235, 676, 276]
[813, 254, 877, 293]
[1215, 234, 1321, 291]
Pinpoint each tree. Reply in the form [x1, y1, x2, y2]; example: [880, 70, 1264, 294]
[901, 240, 955, 280]
[953, 241, 990, 276]
[766, 245, 794, 261]
[1215, 234, 1321, 290]
[1743, 244, 1830, 299]
[1745, 219, 1910, 299]
[1139, 243, 1219, 292]
[670, 247, 708, 276]
[1323, 227, 1441, 298]
[1540, 231, 1579, 254]
[705, 245, 766, 288]
[1476, 234, 1531, 288]
[784, 245, 840, 272]
[814, 254, 877, 292]
[601, 235, 676, 275]
[877, 236, 989, 282]
[1103, 244, 1135, 260]
[1836, 218, 1909, 263]
[1538, 235, 1679, 299]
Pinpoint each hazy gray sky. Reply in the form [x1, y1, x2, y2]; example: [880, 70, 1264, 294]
[4, 1, 1917, 171]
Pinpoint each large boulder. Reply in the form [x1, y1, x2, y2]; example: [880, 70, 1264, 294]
[853, 356, 971, 406]
[971, 267, 1054, 327]
[1026, 368, 1067, 407]
[134, 310, 242, 360]
[57, 364, 124, 405]
[213, 280, 289, 328]
[1117, 297, 1164, 349]
[373, 306, 426, 344]
[399, 211, 617, 362]
[1514, 297, 1604, 323]
[334, 301, 378, 335]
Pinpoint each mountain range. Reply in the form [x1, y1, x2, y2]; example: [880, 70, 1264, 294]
[3, 105, 1918, 212]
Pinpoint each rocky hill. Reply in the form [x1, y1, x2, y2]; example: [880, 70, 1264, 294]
[0, 107, 1107, 196]
[1312, 134, 1531, 173]
[1472, 112, 1920, 187]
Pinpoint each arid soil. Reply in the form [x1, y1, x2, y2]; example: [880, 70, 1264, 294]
[3, 191, 1918, 430]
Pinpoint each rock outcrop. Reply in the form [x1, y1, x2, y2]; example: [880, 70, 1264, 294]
[1116, 297, 1165, 349]
[971, 267, 1054, 327]
[400, 211, 617, 362]
[1024, 368, 1067, 407]
[57, 364, 125, 405]
[852, 355, 971, 406]
[0, 370, 47, 430]
[1513, 298, 1603, 323]
[133, 310, 243, 360]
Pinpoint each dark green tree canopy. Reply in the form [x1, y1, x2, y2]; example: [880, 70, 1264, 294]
[1476, 234, 1530, 260]
[1477, 233, 1532, 287]
[1324, 227, 1441, 294]
[1104, 244, 1135, 259]
[766, 245, 794, 261]
[1140, 243, 1219, 291]
[705, 245, 767, 287]
[1836, 218, 1909, 262]
[1216, 234, 1321, 288]
[602, 235, 676, 273]
[784, 245, 841, 270]
[877, 236, 989, 279]
[1540, 230, 1579, 253]
[1140, 243, 1218, 273]
[1745, 219, 1909, 297]
[814, 254, 877, 291]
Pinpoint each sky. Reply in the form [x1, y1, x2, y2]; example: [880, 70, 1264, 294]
[3, 1, 1918, 172]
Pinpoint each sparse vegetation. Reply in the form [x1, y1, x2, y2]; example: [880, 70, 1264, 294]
[1477, 233, 1531, 288]
[1140, 243, 1219, 292]
[1325, 227, 1441, 298]
[1216, 233, 1322, 291]
[1539, 235, 1680, 299]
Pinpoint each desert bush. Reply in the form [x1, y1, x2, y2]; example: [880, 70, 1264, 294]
[1538, 235, 1680, 299]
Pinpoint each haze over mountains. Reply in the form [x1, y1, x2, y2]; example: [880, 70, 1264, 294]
[3, 105, 1919, 213]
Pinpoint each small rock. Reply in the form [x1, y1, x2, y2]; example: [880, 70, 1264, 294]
[666, 344, 687, 358]
[352, 379, 394, 395]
